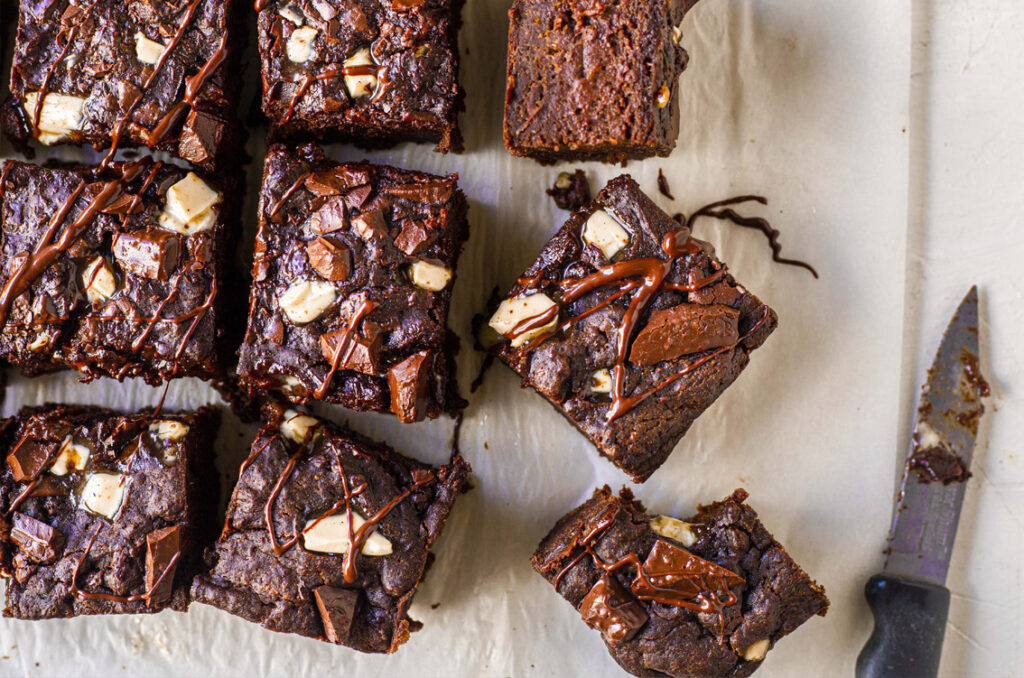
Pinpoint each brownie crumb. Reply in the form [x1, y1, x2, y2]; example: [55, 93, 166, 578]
[656, 169, 675, 200]
[546, 170, 591, 211]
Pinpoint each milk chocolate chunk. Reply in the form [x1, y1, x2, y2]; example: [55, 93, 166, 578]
[305, 167, 373, 197]
[320, 323, 382, 375]
[10, 512, 66, 563]
[145, 525, 183, 607]
[179, 110, 226, 166]
[387, 350, 432, 422]
[313, 586, 361, 644]
[6, 439, 56, 482]
[385, 181, 452, 204]
[579, 573, 648, 647]
[113, 228, 181, 281]
[307, 237, 352, 281]
[629, 304, 740, 365]
[630, 539, 744, 607]
[350, 208, 388, 240]
[307, 197, 347, 234]
[345, 184, 373, 210]
[394, 220, 435, 256]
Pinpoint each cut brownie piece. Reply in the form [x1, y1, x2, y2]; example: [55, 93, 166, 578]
[0, 158, 235, 384]
[191, 403, 471, 653]
[257, 0, 463, 152]
[504, 0, 697, 164]
[237, 143, 468, 422]
[532, 487, 829, 677]
[486, 175, 776, 481]
[0, 404, 220, 619]
[1, 0, 243, 171]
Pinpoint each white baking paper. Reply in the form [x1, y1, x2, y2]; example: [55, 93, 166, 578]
[0, 0, 911, 674]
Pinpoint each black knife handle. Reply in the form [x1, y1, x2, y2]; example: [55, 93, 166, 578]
[855, 574, 951, 678]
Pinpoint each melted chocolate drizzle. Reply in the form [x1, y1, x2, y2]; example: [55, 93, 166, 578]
[683, 196, 819, 279]
[554, 507, 743, 642]
[508, 224, 768, 423]
[315, 298, 378, 399]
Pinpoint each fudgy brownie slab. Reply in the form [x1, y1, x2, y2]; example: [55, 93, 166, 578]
[2, 0, 244, 172]
[0, 158, 234, 384]
[486, 175, 776, 481]
[504, 0, 697, 164]
[0, 404, 220, 619]
[191, 403, 471, 653]
[258, 0, 463, 152]
[532, 487, 829, 677]
[237, 143, 468, 422]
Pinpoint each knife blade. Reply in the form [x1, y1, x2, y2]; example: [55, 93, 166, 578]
[856, 285, 988, 678]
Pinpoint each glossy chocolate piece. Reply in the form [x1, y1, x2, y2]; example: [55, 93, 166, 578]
[10, 512, 66, 564]
[629, 304, 740, 365]
[579, 573, 648, 647]
[314, 586, 361, 644]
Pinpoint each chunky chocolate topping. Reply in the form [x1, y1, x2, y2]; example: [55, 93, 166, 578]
[629, 304, 740, 365]
[579, 573, 649, 647]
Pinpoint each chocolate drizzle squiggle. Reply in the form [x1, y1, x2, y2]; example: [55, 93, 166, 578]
[315, 298, 378, 399]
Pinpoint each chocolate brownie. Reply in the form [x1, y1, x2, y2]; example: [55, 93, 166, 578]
[532, 487, 829, 677]
[0, 158, 235, 384]
[485, 175, 776, 481]
[190, 403, 471, 653]
[0, 404, 220, 619]
[257, 0, 463, 152]
[504, 0, 697, 164]
[1, 0, 244, 172]
[237, 143, 468, 422]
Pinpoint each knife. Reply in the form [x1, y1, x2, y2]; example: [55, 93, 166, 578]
[855, 286, 988, 678]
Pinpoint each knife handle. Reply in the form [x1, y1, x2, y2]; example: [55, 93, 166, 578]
[855, 574, 951, 678]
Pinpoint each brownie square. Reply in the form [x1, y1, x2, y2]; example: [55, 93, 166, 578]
[504, 0, 697, 164]
[190, 403, 471, 653]
[532, 487, 829, 677]
[0, 404, 220, 619]
[0, 158, 235, 384]
[237, 143, 468, 422]
[257, 0, 463, 152]
[486, 175, 776, 481]
[1, 0, 244, 171]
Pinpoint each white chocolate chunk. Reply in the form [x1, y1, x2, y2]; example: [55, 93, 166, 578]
[488, 293, 558, 348]
[672, 24, 683, 44]
[134, 32, 168, 65]
[589, 368, 612, 394]
[22, 91, 85, 143]
[303, 511, 393, 556]
[583, 209, 630, 260]
[280, 409, 320, 443]
[286, 26, 319, 63]
[28, 334, 52, 352]
[81, 257, 117, 303]
[161, 172, 222, 235]
[51, 437, 91, 476]
[81, 473, 127, 520]
[743, 638, 770, 661]
[649, 515, 697, 548]
[149, 420, 190, 441]
[279, 4, 304, 24]
[408, 260, 452, 291]
[343, 47, 377, 99]
[279, 280, 337, 324]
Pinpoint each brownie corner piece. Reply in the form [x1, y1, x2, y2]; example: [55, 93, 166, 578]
[190, 404, 471, 653]
[486, 174, 776, 481]
[237, 143, 468, 422]
[531, 486, 829, 677]
[504, 0, 694, 163]
[2, 0, 244, 171]
[258, 0, 464, 153]
[0, 404, 221, 619]
[0, 158, 234, 384]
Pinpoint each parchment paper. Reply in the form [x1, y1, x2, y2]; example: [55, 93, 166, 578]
[0, 0, 911, 674]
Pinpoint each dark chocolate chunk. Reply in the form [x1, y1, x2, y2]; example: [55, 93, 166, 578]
[320, 323, 383, 376]
[579, 573, 648, 647]
[351, 208, 388, 240]
[145, 525, 183, 607]
[10, 512, 66, 564]
[307, 198, 348, 234]
[313, 585, 361, 644]
[6, 439, 56, 482]
[306, 237, 352, 282]
[112, 228, 181, 281]
[345, 185, 373, 210]
[388, 350, 432, 423]
[629, 304, 740, 365]
[179, 110, 227, 167]
[547, 170, 591, 211]
[394, 220, 435, 256]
